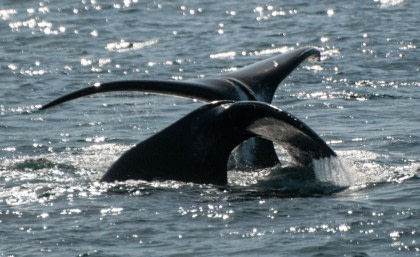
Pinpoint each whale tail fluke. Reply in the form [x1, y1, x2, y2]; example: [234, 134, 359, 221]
[39, 47, 324, 180]
[101, 101, 336, 185]
[222, 47, 320, 102]
[39, 47, 320, 110]
[39, 79, 239, 110]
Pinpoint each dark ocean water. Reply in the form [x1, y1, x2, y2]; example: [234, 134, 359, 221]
[0, 0, 419, 256]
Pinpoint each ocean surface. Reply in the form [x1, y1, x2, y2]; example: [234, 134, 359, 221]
[0, 0, 419, 256]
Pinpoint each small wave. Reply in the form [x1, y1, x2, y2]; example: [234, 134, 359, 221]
[249, 46, 294, 56]
[105, 39, 158, 53]
[11, 157, 76, 172]
[294, 90, 401, 101]
[374, 0, 404, 8]
[209, 51, 236, 59]
[344, 91, 398, 101]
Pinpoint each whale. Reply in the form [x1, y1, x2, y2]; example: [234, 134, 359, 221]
[40, 47, 320, 170]
[99, 101, 336, 185]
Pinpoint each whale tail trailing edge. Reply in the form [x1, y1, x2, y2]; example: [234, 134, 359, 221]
[39, 47, 320, 110]
[101, 101, 336, 185]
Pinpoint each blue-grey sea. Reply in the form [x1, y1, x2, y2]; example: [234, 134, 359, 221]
[1, 0, 419, 256]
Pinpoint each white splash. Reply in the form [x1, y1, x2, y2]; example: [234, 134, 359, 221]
[314, 150, 419, 188]
[313, 157, 356, 187]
